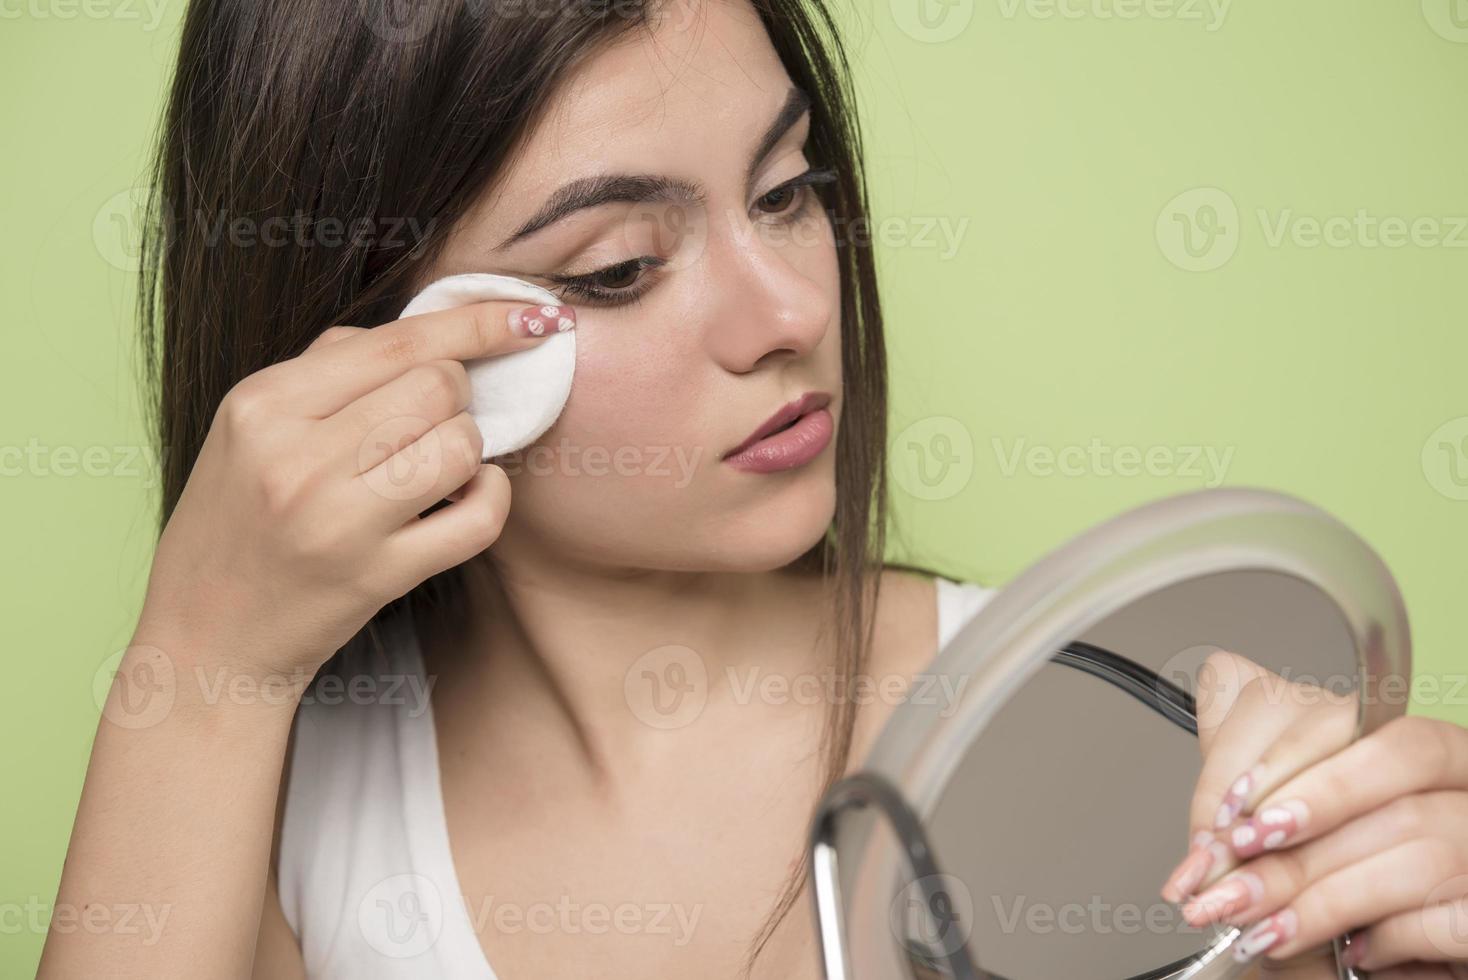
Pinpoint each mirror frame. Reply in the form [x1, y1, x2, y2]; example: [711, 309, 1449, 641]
[808, 487, 1411, 980]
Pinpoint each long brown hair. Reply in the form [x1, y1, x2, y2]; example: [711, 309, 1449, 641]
[137, 0, 899, 970]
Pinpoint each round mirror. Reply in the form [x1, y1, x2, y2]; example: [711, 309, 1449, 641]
[809, 488, 1411, 980]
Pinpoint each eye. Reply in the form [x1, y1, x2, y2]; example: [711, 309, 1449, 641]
[545, 255, 666, 307]
[755, 166, 838, 219]
[757, 184, 800, 215]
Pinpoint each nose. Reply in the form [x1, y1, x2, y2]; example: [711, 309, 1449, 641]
[700, 213, 834, 374]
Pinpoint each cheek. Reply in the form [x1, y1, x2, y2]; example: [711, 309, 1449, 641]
[560, 322, 696, 448]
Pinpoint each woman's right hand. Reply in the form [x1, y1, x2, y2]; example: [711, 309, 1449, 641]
[134, 298, 574, 682]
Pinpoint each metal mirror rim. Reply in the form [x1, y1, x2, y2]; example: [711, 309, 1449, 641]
[812, 487, 1411, 980]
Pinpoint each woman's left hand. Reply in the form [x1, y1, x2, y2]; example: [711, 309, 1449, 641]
[1158, 650, 1468, 976]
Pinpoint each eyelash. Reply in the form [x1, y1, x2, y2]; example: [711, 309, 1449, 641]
[545, 166, 840, 307]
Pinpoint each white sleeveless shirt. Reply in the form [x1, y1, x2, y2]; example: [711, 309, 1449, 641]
[277, 576, 995, 978]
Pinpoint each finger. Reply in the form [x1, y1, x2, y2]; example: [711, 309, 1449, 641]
[1194, 686, 1296, 835]
[1249, 716, 1468, 858]
[383, 463, 510, 586]
[1162, 658, 1301, 902]
[1223, 690, 1357, 825]
[1350, 896, 1468, 971]
[329, 359, 473, 474]
[1181, 792, 1468, 929]
[1193, 649, 1277, 755]
[304, 324, 368, 352]
[1186, 715, 1468, 899]
[1232, 838, 1468, 963]
[1253, 941, 1341, 977]
[279, 299, 575, 417]
[355, 411, 485, 528]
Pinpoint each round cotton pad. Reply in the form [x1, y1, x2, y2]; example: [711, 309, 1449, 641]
[398, 272, 576, 459]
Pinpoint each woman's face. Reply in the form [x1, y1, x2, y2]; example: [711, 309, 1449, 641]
[424, 0, 844, 574]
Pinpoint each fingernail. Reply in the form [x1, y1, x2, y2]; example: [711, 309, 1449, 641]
[1231, 908, 1297, 963]
[1183, 871, 1264, 926]
[1214, 764, 1264, 828]
[1162, 840, 1216, 903]
[1340, 930, 1368, 968]
[508, 304, 576, 337]
[1230, 800, 1310, 859]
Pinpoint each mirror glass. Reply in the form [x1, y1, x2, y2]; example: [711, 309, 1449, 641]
[881, 570, 1362, 979]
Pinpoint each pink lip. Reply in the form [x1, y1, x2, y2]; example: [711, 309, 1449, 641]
[723, 391, 834, 474]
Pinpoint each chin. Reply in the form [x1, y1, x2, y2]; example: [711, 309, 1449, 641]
[702, 464, 839, 573]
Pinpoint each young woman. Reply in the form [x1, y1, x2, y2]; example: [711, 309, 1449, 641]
[40, 0, 1468, 977]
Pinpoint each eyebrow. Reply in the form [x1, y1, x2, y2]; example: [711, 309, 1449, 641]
[492, 85, 813, 250]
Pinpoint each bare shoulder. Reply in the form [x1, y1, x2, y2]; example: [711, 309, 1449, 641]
[869, 566, 944, 683]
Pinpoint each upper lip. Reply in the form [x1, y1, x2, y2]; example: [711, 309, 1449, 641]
[723, 390, 833, 459]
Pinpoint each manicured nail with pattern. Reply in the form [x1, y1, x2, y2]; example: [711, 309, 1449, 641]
[1182, 871, 1264, 926]
[1232, 908, 1297, 963]
[1214, 764, 1264, 828]
[508, 304, 576, 337]
[1230, 800, 1309, 859]
[1162, 838, 1214, 902]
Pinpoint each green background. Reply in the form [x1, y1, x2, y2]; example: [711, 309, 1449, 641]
[3, 0, 1465, 973]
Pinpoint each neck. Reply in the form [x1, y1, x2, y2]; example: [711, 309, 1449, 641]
[419, 542, 834, 793]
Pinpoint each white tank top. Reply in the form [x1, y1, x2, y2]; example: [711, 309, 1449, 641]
[277, 575, 995, 978]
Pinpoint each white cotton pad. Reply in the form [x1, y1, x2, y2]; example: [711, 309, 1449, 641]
[398, 272, 576, 459]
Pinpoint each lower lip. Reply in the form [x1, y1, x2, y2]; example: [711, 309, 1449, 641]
[723, 407, 834, 474]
